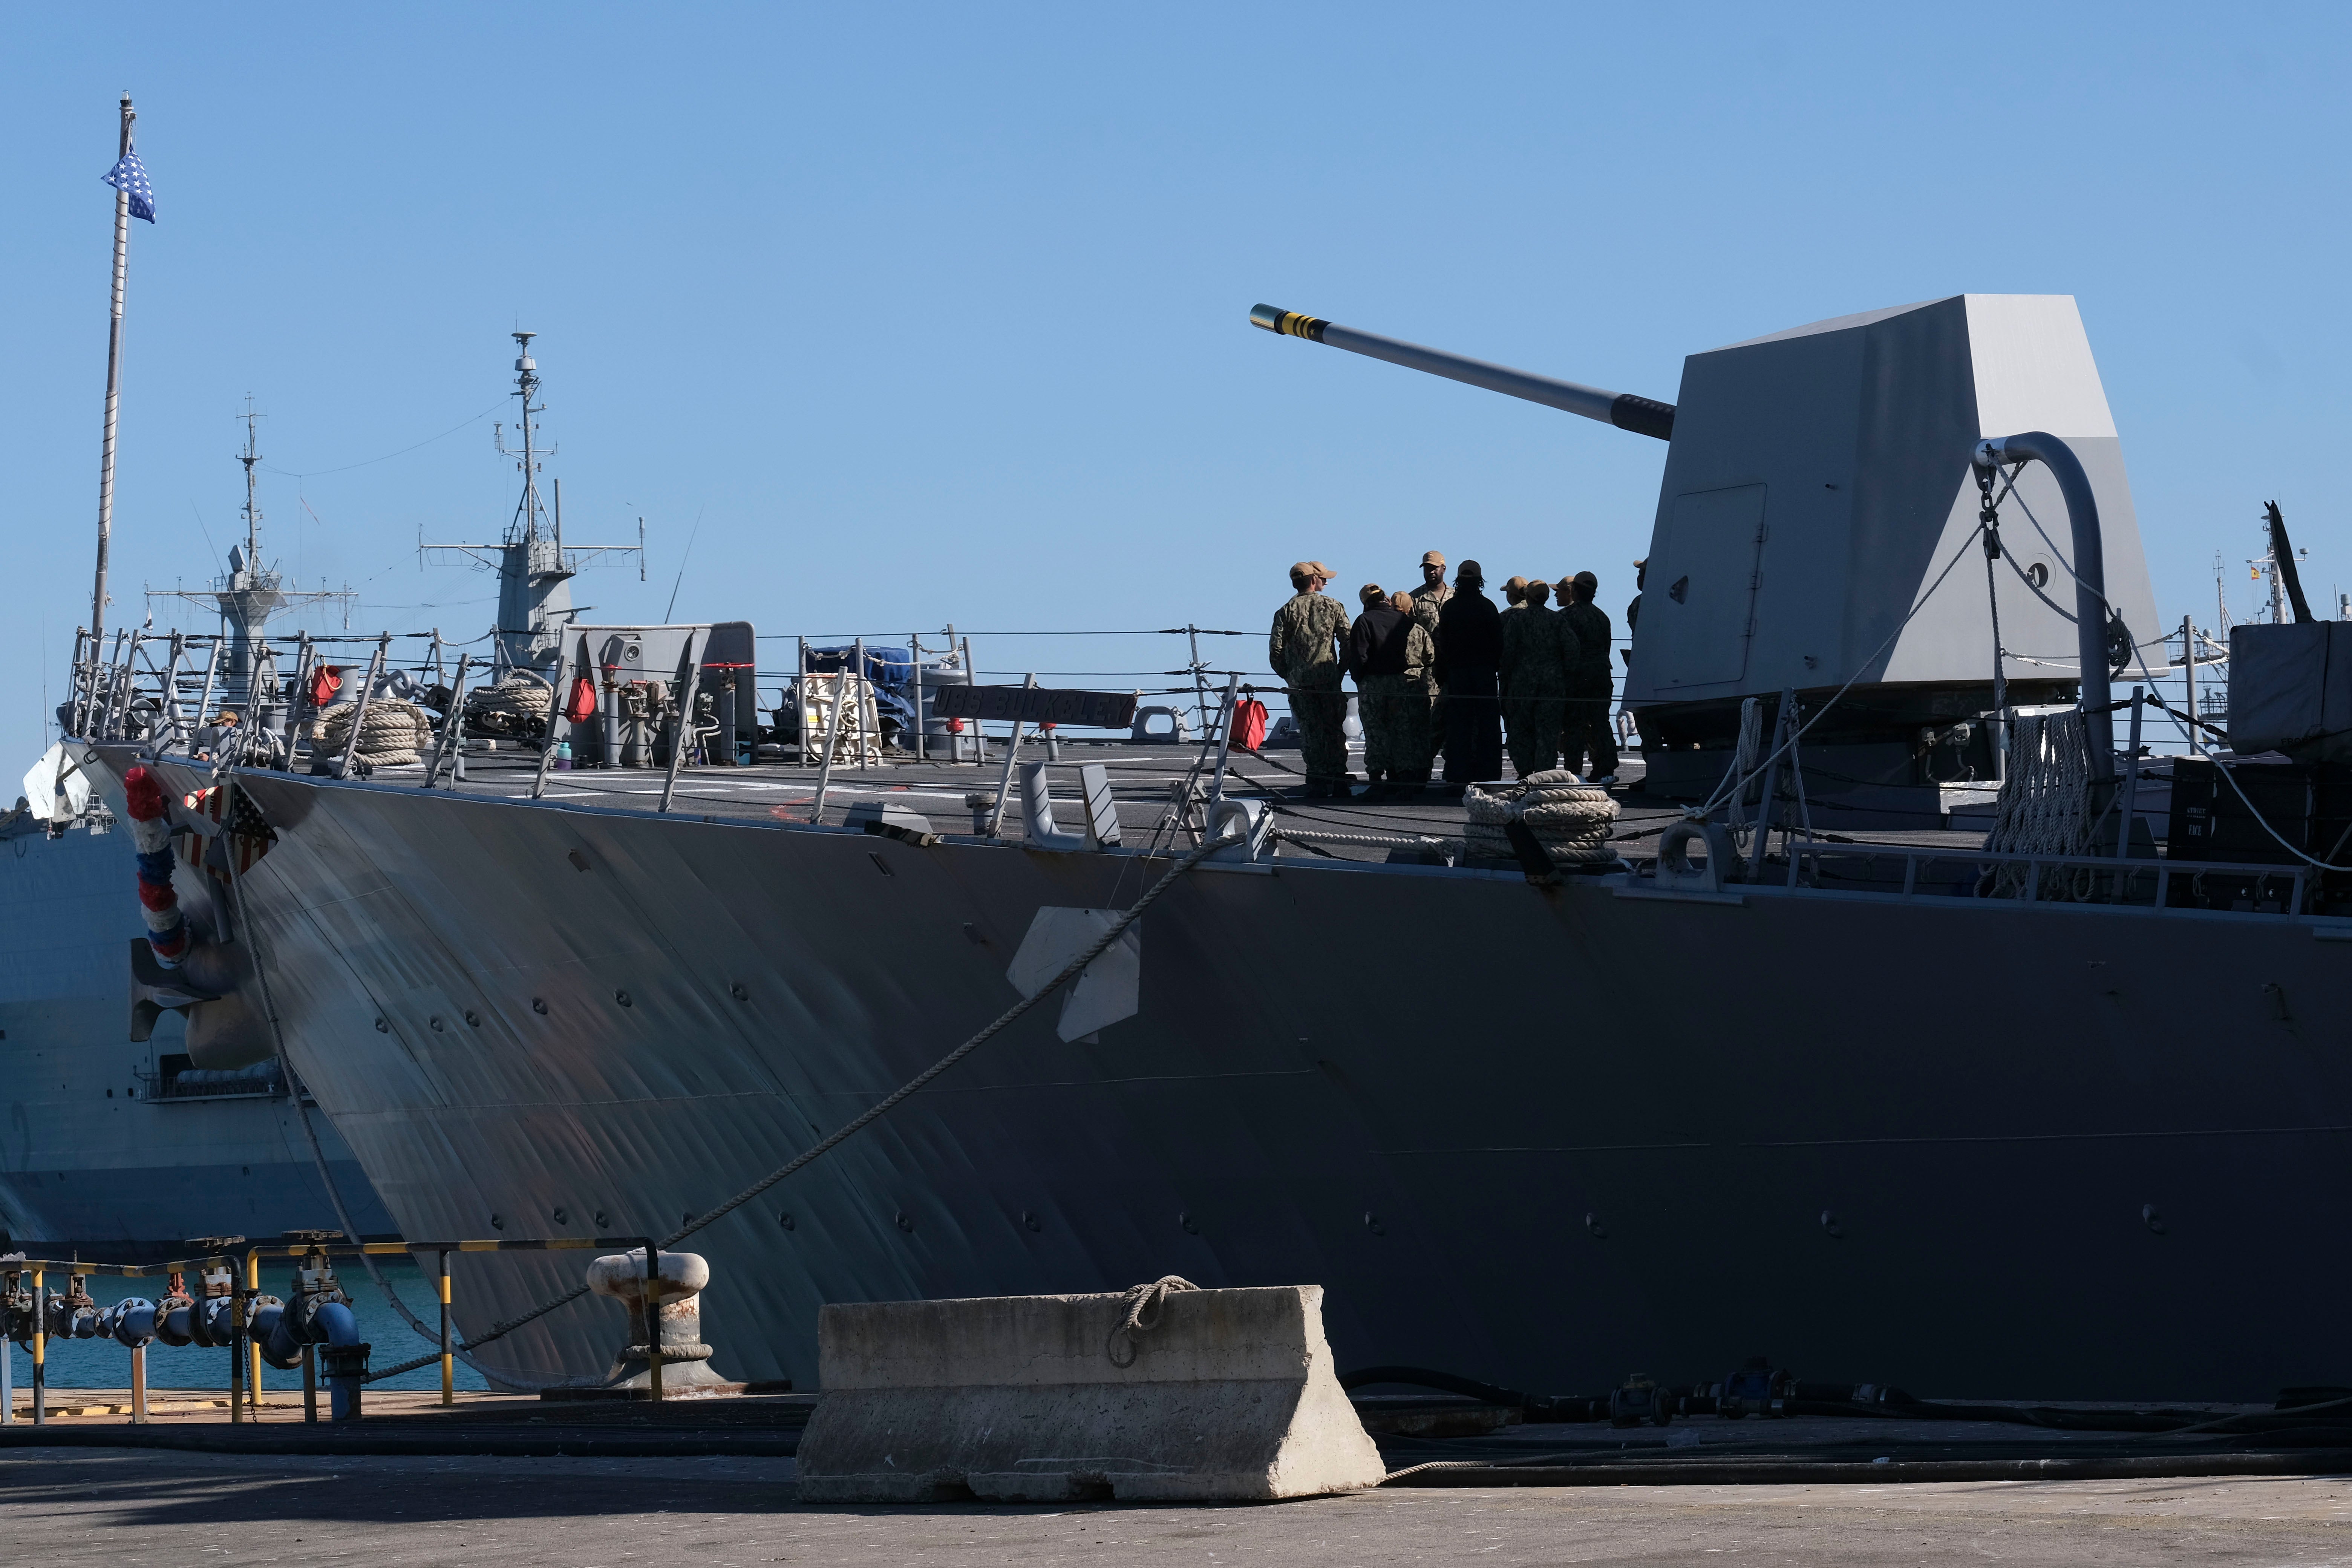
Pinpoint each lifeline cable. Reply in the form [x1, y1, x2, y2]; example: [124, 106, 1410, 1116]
[225, 756, 1239, 1379]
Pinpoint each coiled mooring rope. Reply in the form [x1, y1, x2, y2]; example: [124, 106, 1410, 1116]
[1462, 772, 1618, 866]
[315, 698, 435, 768]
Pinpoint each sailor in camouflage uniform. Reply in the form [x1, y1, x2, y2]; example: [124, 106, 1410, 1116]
[1408, 551, 1453, 771]
[1393, 590, 1436, 781]
[1558, 570, 1620, 784]
[1499, 577, 1565, 778]
[1269, 561, 1354, 797]
[1346, 585, 1435, 799]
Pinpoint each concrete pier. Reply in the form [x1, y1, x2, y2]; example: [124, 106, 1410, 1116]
[4, 1448, 2351, 1565]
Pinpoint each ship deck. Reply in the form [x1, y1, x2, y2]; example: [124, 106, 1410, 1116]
[355, 742, 2002, 863]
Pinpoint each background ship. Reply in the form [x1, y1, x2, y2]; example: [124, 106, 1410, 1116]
[0, 801, 392, 1256]
[75, 297, 2352, 1405]
[0, 403, 394, 1257]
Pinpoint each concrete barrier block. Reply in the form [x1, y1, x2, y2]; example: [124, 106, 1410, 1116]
[794, 1285, 1384, 1503]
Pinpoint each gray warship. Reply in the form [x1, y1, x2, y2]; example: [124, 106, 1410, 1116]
[69, 296, 2352, 1406]
[0, 92, 393, 1260]
[0, 805, 391, 1257]
[0, 413, 394, 1254]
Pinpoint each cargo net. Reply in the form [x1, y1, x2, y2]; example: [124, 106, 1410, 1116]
[315, 698, 436, 768]
[1978, 709, 2093, 899]
[1463, 770, 1620, 865]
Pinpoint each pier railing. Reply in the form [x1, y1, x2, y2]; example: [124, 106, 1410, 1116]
[2, 1234, 661, 1427]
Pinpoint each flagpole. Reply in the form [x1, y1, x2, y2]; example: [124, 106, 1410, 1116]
[92, 92, 135, 646]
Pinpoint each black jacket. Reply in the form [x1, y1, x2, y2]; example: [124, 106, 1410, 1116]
[1434, 590, 1500, 681]
[1347, 603, 1415, 678]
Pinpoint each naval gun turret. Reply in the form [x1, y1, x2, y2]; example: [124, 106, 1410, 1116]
[1252, 296, 2167, 824]
[1250, 306, 1677, 440]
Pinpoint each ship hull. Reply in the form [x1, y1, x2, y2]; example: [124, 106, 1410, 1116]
[147, 759, 2352, 1403]
[0, 815, 394, 1256]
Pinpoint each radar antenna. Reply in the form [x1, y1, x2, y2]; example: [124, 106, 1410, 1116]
[420, 334, 645, 675]
[145, 397, 355, 709]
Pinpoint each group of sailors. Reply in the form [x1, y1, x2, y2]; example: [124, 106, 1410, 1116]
[1268, 552, 1622, 801]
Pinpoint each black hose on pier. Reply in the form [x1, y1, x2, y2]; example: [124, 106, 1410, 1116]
[1341, 1365, 1608, 1424]
[1344, 1365, 2352, 1438]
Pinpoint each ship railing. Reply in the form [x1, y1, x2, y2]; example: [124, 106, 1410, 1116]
[2, 1233, 665, 1427]
[1764, 842, 2311, 916]
[62, 622, 1282, 761]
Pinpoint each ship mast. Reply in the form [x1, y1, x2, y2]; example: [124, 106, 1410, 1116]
[502, 331, 549, 548]
[145, 398, 352, 709]
[419, 333, 642, 675]
[91, 92, 136, 646]
[238, 398, 264, 564]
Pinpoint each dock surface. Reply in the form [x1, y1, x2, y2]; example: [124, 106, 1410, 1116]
[6, 1395, 2349, 1561]
[4, 1446, 2347, 1565]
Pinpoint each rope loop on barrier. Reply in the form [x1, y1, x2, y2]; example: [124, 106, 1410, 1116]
[1107, 1275, 1199, 1367]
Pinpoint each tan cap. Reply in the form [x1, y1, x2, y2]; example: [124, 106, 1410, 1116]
[1289, 560, 1334, 581]
[1524, 578, 1552, 602]
[1390, 591, 1415, 613]
[1421, 550, 1446, 567]
[1358, 582, 1386, 607]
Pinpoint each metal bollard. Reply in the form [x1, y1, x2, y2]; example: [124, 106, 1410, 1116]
[584, 1248, 733, 1396]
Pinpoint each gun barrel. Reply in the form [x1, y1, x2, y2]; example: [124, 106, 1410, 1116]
[1250, 305, 1674, 441]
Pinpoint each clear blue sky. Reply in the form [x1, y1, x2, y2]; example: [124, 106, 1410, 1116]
[3, 5, 2346, 754]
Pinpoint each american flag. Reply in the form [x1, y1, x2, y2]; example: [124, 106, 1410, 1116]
[103, 145, 155, 223]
